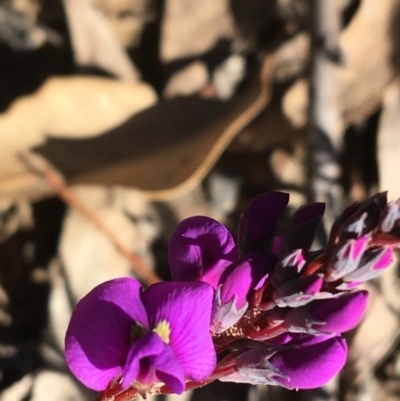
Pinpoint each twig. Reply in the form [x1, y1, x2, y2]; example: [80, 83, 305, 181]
[307, 0, 344, 242]
[19, 152, 161, 286]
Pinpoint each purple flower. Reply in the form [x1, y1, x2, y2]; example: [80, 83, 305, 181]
[168, 216, 237, 288]
[65, 278, 216, 394]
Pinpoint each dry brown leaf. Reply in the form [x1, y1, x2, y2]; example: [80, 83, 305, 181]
[91, 0, 154, 48]
[163, 61, 209, 98]
[160, 0, 236, 62]
[378, 79, 400, 199]
[0, 76, 156, 179]
[36, 59, 273, 201]
[0, 59, 272, 203]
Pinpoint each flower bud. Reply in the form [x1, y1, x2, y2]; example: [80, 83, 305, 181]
[273, 275, 330, 308]
[326, 235, 368, 281]
[337, 193, 387, 239]
[284, 291, 369, 334]
[220, 336, 347, 389]
[342, 247, 393, 283]
[380, 199, 400, 233]
[239, 192, 289, 253]
[269, 336, 347, 389]
[270, 249, 305, 287]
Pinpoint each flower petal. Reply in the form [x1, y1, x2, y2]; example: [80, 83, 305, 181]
[122, 332, 164, 388]
[122, 332, 186, 394]
[153, 343, 186, 394]
[142, 281, 216, 381]
[221, 252, 276, 309]
[168, 216, 237, 283]
[239, 192, 289, 246]
[65, 278, 148, 391]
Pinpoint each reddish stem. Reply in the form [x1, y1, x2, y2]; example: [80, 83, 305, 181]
[246, 322, 287, 341]
[20, 152, 161, 285]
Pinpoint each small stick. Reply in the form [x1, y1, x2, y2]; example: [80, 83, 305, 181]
[307, 0, 344, 243]
[19, 152, 161, 286]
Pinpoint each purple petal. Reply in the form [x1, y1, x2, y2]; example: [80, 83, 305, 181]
[122, 332, 163, 388]
[65, 278, 148, 391]
[200, 258, 236, 289]
[280, 216, 323, 256]
[239, 192, 289, 245]
[123, 332, 185, 394]
[270, 336, 347, 389]
[221, 252, 276, 309]
[168, 216, 237, 283]
[288, 334, 335, 347]
[272, 236, 283, 255]
[142, 281, 216, 381]
[267, 332, 296, 346]
[292, 203, 325, 225]
[211, 292, 248, 333]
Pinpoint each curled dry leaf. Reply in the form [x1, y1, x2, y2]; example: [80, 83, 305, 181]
[37, 58, 274, 201]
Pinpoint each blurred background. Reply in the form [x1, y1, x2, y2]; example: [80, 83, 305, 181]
[1, 0, 400, 400]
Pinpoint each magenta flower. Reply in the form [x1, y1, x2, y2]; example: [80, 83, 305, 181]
[65, 278, 216, 394]
[64, 190, 400, 399]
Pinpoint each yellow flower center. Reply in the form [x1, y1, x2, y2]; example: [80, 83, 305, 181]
[153, 320, 171, 344]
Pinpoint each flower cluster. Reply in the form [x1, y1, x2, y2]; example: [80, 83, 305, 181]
[65, 191, 399, 399]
